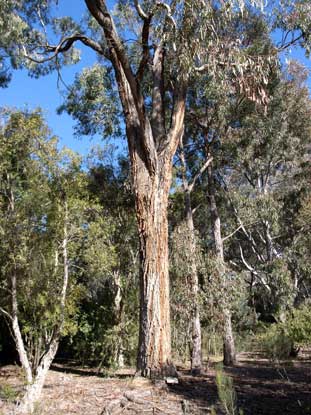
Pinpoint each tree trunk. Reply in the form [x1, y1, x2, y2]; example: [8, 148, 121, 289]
[15, 202, 70, 413]
[223, 308, 236, 366]
[113, 271, 125, 368]
[11, 274, 33, 385]
[207, 161, 236, 366]
[15, 339, 59, 414]
[135, 158, 173, 377]
[178, 142, 213, 373]
[92, 10, 186, 374]
[183, 187, 202, 374]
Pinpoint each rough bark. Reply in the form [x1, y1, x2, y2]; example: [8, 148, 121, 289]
[135, 153, 174, 377]
[207, 161, 237, 366]
[84, 0, 187, 376]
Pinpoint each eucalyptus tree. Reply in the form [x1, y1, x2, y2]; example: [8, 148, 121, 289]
[9, 0, 280, 376]
[220, 61, 311, 321]
[175, 137, 212, 373]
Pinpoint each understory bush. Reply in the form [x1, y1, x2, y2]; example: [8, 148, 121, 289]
[215, 365, 244, 415]
[260, 302, 311, 360]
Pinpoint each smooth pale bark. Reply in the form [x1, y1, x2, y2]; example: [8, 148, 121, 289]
[14, 202, 70, 414]
[15, 339, 60, 414]
[207, 162, 237, 366]
[112, 271, 125, 368]
[185, 193, 202, 374]
[11, 274, 33, 386]
[179, 144, 202, 374]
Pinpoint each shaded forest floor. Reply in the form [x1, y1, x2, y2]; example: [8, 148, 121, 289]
[0, 351, 310, 414]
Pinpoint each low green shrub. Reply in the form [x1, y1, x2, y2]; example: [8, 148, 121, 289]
[0, 384, 18, 402]
[260, 302, 311, 360]
[215, 366, 244, 415]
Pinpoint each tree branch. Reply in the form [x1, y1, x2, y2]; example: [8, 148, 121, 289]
[188, 156, 213, 193]
[222, 224, 243, 243]
[155, 1, 177, 28]
[151, 45, 166, 145]
[164, 83, 187, 156]
[277, 33, 304, 52]
[0, 307, 12, 321]
[134, 0, 149, 20]
[136, 14, 152, 82]
[85, 0, 140, 108]
[23, 34, 106, 63]
[239, 245, 271, 293]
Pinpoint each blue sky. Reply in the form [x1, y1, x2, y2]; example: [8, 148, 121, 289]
[0, 1, 310, 157]
[0, 1, 103, 155]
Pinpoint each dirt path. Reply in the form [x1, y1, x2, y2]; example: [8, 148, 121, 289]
[0, 352, 310, 414]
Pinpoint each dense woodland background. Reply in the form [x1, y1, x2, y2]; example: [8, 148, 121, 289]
[0, 1, 310, 414]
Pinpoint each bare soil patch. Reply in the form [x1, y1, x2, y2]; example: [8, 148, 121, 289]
[0, 351, 310, 414]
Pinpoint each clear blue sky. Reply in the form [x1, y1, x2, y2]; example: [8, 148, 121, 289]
[0, 1, 116, 156]
[0, 1, 310, 157]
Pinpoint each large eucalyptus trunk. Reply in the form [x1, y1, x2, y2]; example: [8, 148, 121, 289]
[84, 1, 186, 376]
[207, 162, 236, 366]
[135, 150, 173, 377]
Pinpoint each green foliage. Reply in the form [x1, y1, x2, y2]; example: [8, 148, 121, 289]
[61, 157, 139, 368]
[0, 108, 123, 374]
[0, 384, 18, 402]
[216, 366, 243, 415]
[260, 303, 311, 360]
[57, 64, 121, 138]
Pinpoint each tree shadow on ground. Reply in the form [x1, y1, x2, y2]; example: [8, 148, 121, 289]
[169, 356, 311, 415]
[50, 363, 134, 379]
[168, 370, 220, 413]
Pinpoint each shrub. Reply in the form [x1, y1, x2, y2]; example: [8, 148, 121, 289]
[0, 384, 18, 402]
[260, 302, 311, 360]
[215, 366, 244, 415]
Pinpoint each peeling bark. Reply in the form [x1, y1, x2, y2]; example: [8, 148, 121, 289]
[135, 154, 174, 377]
[84, 0, 187, 376]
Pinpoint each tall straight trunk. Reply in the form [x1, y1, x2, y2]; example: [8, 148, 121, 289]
[113, 271, 124, 368]
[185, 189, 202, 374]
[179, 144, 202, 374]
[110, 57, 185, 377]
[207, 162, 236, 366]
[135, 151, 174, 377]
[83, 1, 186, 376]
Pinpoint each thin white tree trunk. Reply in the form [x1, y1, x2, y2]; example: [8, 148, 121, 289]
[11, 274, 33, 385]
[207, 162, 236, 366]
[179, 141, 206, 374]
[15, 339, 59, 414]
[15, 201, 69, 414]
[113, 271, 125, 368]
